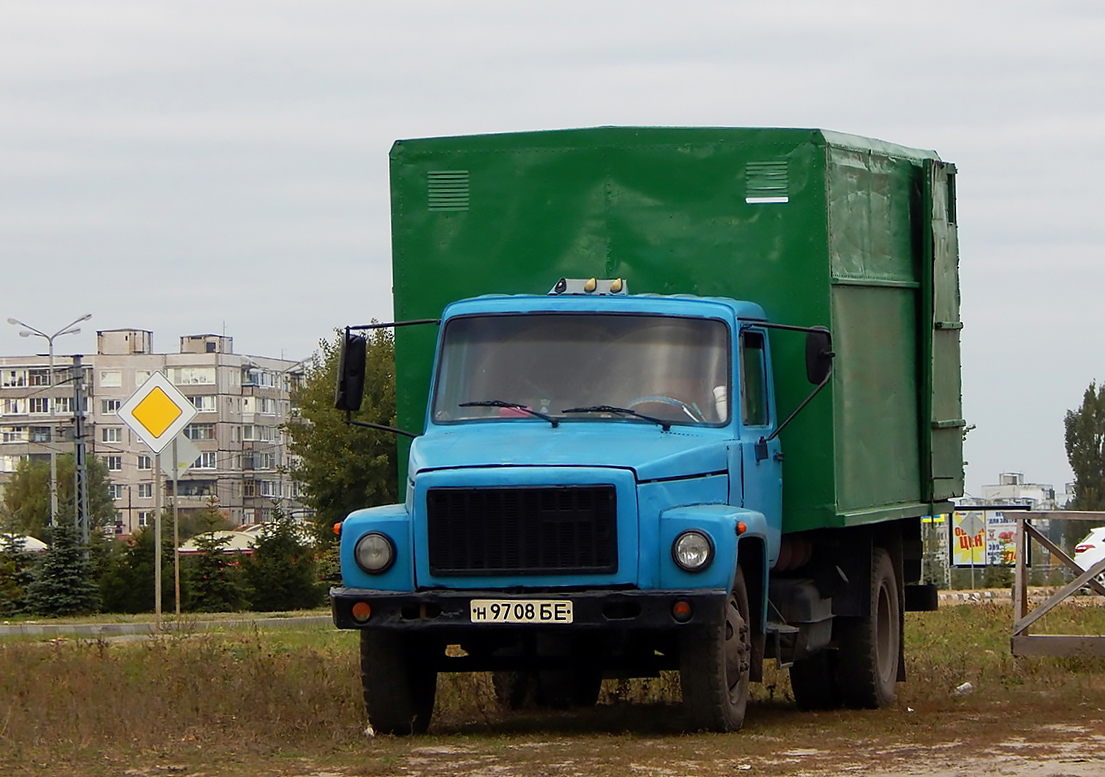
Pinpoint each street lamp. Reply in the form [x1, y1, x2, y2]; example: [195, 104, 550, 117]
[6, 313, 92, 528]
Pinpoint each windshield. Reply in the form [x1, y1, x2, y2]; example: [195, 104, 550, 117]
[432, 313, 731, 426]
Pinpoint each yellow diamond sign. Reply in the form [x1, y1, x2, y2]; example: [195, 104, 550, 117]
[132, 387, 183, 438]
[118, 371, 198, 453]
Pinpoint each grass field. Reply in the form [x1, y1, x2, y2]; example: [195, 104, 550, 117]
[3, 599, 1105, 776]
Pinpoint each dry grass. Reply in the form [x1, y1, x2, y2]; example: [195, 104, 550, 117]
[2, 600, 1105, 775]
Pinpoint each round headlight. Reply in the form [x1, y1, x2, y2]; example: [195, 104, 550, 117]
[354, 532, 395, 574]
[672, 530, 714, 573]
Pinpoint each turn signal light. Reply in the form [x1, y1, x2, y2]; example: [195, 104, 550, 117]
[672, 600, 693, 623]
[736, 521, 747, 535]
[351, 602, 372, 622]
[333, 522, 343, 536]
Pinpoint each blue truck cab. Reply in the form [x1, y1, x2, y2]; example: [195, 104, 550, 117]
[332, 281, 833, 734]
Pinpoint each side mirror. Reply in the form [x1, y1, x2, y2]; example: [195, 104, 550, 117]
[334, 332, 367, 411]
[805, 327, 834, 385]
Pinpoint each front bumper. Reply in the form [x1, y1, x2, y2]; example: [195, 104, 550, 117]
[330, 587, 728, 631]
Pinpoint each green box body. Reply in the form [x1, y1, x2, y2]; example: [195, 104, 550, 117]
[389, 127, 963, 534]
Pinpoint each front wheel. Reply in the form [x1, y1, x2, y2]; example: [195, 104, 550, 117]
[679, 567, 752, 732]
[360, 631, 439, 735]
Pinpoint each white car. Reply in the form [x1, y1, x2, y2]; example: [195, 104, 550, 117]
[1074, 527, 1105, 583]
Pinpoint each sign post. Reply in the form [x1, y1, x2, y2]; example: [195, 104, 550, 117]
[117, 372, 198, 625]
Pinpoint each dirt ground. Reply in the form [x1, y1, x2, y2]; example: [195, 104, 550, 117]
[20, 695, 1105, 777]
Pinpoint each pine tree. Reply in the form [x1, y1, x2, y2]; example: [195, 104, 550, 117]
[183, 513, 246, 613]
[0, 533, 38, 616]
[24, 522, 100, 616]
[242, 511, 323, 612]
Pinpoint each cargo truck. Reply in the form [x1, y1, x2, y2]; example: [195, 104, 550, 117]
[330, 127, 964, 734]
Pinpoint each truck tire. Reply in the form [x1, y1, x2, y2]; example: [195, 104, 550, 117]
[789, 650, 843, 710]
[360, 630, 438, 735]
[836, 547, 900, 708]
[679, 566, 751, 732]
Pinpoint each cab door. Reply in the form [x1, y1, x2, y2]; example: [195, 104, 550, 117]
[735, 328, 782, 521]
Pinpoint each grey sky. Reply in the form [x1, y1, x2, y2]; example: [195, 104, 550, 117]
[2, 1, 1103, 496]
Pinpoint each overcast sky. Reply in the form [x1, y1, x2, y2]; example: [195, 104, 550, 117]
[2, 1, 1103, 496]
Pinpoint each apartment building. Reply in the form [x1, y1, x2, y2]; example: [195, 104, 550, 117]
[0, 329, 307, 534]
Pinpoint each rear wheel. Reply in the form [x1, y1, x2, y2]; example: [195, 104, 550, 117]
[836, 547, 900, 708]
[679, 566, 751, 731]
[360, 631, 439, 735]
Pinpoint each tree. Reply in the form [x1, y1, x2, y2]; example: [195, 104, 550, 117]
[182, 506, 245, 612]
[1065, 382, 1105, 511]
[23, 522, 100, 616]
[284, 329, 399, 536]
[1, 454, 116, 540]
[0, 532, 38, 616]
[99, 517, 176, 614]
[241, 511, 323, 611]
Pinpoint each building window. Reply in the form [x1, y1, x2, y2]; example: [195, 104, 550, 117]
[2, 427, 26, 443]
[105, 455, 122, 471]
[53, 397, 73, 414]
[243, 480, 256, 497]
[102, 399, 121, 415]
[187, 395, 217, 412]
[137, 482, 153, 499]
[98, 371, 122, 388]
[29, 369, 51, 386]
[1, 370, 27, 388]
[102, 427, 123, 443]
[176, 479, 214, 497]
[172, 367, 215, 385]
[29, 426, 51, 443]
[138, 455, 152, 470]
[1, 398, 27, 416]
[138, 511, 154, 527]
[184, 423, 216, 441]
[108, 484, 124, 500]
[29, 397, 50, 415]
[193, 451, 218, 470]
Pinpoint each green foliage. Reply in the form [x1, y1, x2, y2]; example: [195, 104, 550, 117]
[0, 533, 38, 616]
[182, 509, 246, 613]
[1, 454, 117, 539]
[1065, 382, 1105, 511]
[241, 512, 324, 611]
[284, 329, 399, 538]
[99, 519, 175, 614]
[23, 522, 100, 616]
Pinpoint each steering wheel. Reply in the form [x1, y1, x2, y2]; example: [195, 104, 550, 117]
[628, 395, 704, 423]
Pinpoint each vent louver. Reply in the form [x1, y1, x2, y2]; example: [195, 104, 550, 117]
[428, 170, 470, 212]
[745, 160, 789, 204]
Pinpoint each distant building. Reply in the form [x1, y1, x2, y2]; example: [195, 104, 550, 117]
[977, 471, 1062, 510]
[0, 329, 308, 535]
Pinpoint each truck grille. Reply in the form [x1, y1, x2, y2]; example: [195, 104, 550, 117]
[426, 485, 618, 576]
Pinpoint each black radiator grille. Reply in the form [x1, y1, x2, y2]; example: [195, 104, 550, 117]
[426, 485, 618, 576]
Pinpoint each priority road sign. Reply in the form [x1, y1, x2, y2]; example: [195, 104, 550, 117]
[117, 371, 198, 453]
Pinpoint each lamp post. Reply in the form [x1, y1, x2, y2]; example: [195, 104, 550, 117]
[6, 314, 92, 528]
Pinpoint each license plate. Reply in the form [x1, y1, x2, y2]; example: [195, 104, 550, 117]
[470, 599, 573, 624]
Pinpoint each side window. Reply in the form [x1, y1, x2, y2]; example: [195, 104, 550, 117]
[741, 331, 769, 427]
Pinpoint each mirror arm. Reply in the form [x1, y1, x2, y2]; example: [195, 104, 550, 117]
[765, 371, 832, 443]
[348, 318, 439, 331]
[344, 410, 419, 439]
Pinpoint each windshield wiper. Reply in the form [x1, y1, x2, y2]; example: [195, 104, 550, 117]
[561, 405, 671, 431]
[459, 400, 560, 428]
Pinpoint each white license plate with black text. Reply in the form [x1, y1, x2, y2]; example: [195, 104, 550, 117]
[470, 599, 573, 624]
